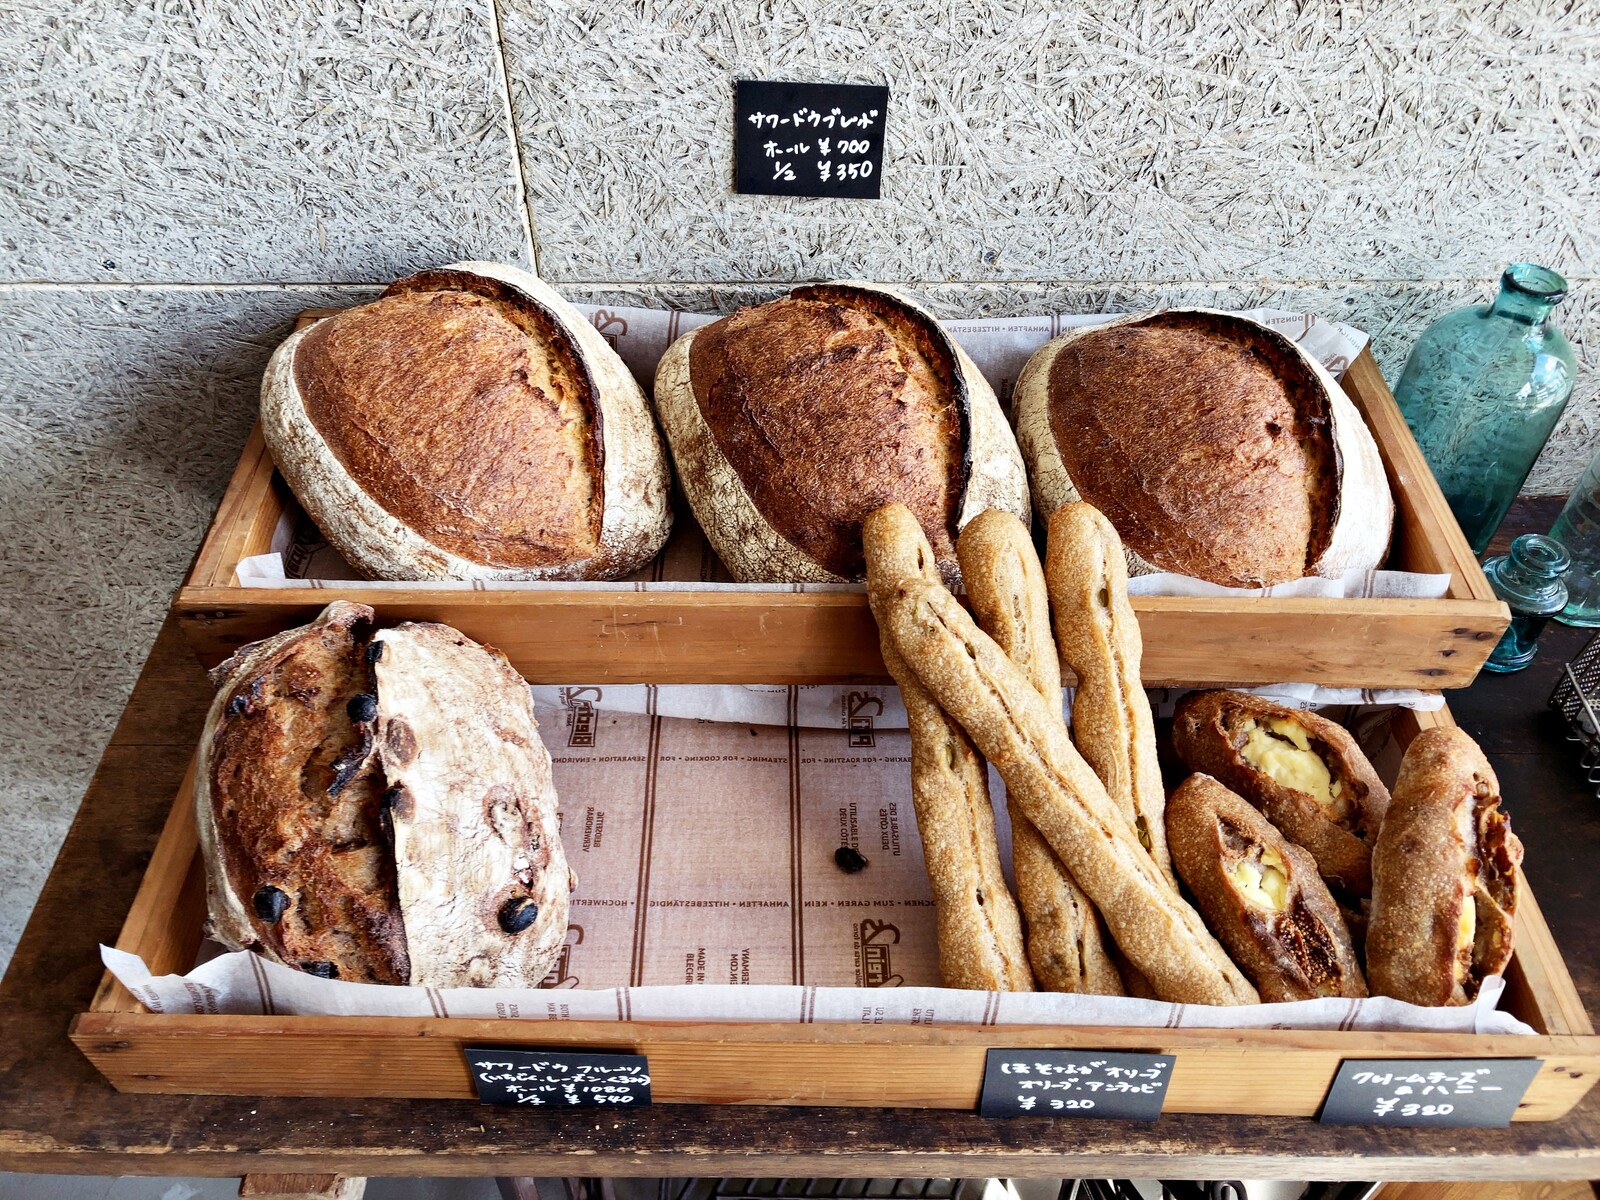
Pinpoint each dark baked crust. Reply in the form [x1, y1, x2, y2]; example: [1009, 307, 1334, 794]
[1167, 773, 1366, 1002]
[292, 269, 604, 571]
[688, 283, 968, 579]
[203, 601, 409, 983]
[1368, 727, 1522, 1006]
[1045, 311, 1338, 587]
[1171, 690, 1390, 896]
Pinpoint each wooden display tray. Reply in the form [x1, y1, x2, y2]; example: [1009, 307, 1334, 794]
[170, 327, 1508, 690]
[72, 704, 1600, 1119]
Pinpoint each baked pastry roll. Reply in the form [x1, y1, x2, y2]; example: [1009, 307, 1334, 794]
[262, 261, 671, 581]
[1368, 727, 1522, 1006]
[1172, 691, 1389, 896]
[1168, 773, 1366, 1003]
[1014, 310, 1392, 587]
[654, 282, 1028, 584]
[196, 601, 571, 987]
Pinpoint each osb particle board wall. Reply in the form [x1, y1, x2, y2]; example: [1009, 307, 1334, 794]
[0, 0, 1595, 970]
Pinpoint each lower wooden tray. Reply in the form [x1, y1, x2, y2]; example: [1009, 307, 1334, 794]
[72, 707, 1600, 1119]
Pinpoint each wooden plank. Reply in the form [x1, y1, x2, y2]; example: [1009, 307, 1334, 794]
[1373, 1185, 1598, 1200]
[1340, 351, 1497, 602]
[65, 1011, 1600, 1120]
[173, 588, 1506, 688]
[191, 425, 280, 587]
[239, 1175, 365, 1200]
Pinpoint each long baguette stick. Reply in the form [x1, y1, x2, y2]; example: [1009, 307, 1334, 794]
[864, 518, 1033, 991]
[868, 505, 1256, 1006]
[1046, 502, 1176, 889]
[956, 510, 1124, 996]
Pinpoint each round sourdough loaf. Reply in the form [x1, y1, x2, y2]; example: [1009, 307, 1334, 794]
[261, 261, 671, 581]
[653, 281, 1029, 584]
[196, 601, 571, 988]
[1014, 310, 1393, 588]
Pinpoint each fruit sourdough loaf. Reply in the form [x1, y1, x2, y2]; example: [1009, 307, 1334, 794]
[654, 282, 1028, 584]
[261, 261, 671, 581]
[196, 601, 571, 987]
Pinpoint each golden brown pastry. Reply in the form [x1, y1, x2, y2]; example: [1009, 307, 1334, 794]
[864, 514, 1032, 992]
[1171, 691, 1389, 896]
[1046, 502, 1174, 888]
[1367, 727, 1522, 1006]
[1168, 773, 1367, 1003]
[956, 509, 1123, 996]
[866, 503, 1257, 1006]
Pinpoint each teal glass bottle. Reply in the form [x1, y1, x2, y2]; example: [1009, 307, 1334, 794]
[1482, 534, 1569, 673]
[1548, 445, 1600, 627]
[1394, 264, 1576, 555]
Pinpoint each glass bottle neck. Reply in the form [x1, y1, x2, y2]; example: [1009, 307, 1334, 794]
[1490, 264, 1567, 326]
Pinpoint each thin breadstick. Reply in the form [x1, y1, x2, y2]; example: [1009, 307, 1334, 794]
[863, 516, 1032, 991]
[869, 504, 1256, 1006]
[1046, 502, 1175, 888]
[956, 510, 1124, 996]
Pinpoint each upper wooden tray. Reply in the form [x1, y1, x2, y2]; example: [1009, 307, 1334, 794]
[172, 340, 1508, 688]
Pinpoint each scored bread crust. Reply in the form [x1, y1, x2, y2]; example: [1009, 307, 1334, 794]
[1367, 727, 1522, 1007]
[1171, 690, 1390, 896]
[1013, 310, 1392, 586]
[196, 600, 409, 983]
[1045, 503, 1175, 889]
[870, 505, 1257, 1006]
[1168, 773, 1367, 1003]
[654, 281, 1028, 584]
[371, 621, 572, 988]
[261, 260, 671, 581]
[865, 509, 1033, 991]
[955, 509, 1124, 995]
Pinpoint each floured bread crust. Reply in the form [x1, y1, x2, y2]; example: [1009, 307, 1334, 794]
[262, 261, 671, 581]
[1014, 310, 1392, 587]
[655, 282, 1028, 584]
[1168, 773, 1366, 1003]
[196, 600, 409, 984]
[1172, 690, 1390, 896]
[371, 621, 571, 988]
[1368, 727, 1522, 1007]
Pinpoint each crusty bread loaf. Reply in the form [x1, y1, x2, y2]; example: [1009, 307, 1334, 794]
[196, 601, 571, 988]
[1172, 690, 1389, 896]
[1168, 773, 1366, 1003]
[1014, 310, 1392, 587]
[654, 282, 1028, 584]
[1045, 503, 1174, 888]
[867, 504, 1257, 1006]
[865, 510, 1033, 991]
[262, 261, 671, 581]
[955, 509, 1123, 996]
[1368, 727, 1522, 1006]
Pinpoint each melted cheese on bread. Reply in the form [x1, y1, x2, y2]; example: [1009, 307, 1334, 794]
[1239, 717, 1350, 821]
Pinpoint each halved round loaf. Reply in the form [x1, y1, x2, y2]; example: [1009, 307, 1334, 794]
[261, 261, 671, 580]
[1014, 310, 1393, 588]
[653, 281, 1029, 584]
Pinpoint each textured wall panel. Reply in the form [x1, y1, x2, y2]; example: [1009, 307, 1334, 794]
[0, 284, 375, 972]
[503, 0, 1597, 286]
[1, 1, 530, 282]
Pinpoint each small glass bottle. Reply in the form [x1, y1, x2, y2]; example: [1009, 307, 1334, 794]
[1548, 446, 1600, 627]
[1482, 534, 1570, 673]
[1394, 263, 1576, 555]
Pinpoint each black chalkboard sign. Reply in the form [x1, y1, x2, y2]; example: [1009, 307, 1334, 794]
[980, 1049, 1175, 1120]
[734, 80, 889, 199]
[1319, 1057, 1541, 1127]
[463, 1047, 651, 1108]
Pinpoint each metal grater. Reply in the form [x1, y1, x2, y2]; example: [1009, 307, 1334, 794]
[1547, 629, 1600, 798]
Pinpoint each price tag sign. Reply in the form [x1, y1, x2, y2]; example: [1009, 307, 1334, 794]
[1319, 1057, 1541, 1127]
[979, 1049, 1174, 1120]
[734, 79, 889, 199]
[464, 1047, 651, 1108]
